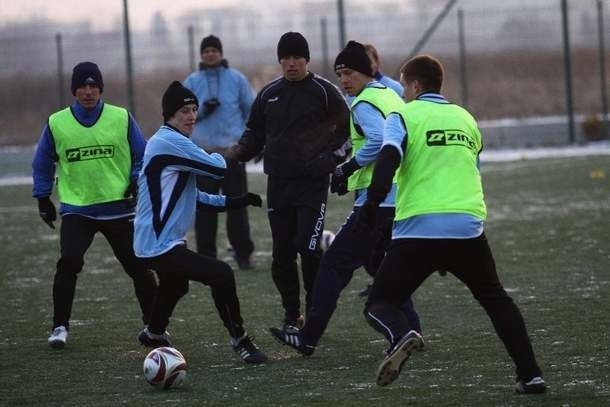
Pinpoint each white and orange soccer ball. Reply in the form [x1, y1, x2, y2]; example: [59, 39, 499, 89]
[143, 347, 187, 389]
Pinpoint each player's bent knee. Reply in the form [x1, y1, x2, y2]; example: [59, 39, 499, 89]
[207, 261, 235, 285]
[175, 278, 190, 298]
[56, 256, 84, 275]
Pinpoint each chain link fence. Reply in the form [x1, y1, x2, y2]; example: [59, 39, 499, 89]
[0, 0, 608, 145]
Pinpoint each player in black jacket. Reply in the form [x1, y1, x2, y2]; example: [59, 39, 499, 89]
[226, 32, 349, 329]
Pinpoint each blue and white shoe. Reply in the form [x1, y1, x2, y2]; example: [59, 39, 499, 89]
[269, 327, 315, 356]
[231, 334, 268, 364]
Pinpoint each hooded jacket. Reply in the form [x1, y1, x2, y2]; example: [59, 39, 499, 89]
[184, 62, 254, 150]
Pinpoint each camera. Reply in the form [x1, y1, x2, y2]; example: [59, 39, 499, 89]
[203, 97, 221, 116]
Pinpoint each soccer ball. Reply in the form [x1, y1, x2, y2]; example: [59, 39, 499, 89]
[320, 230, 336, 252]
[143, 347, 187, 389]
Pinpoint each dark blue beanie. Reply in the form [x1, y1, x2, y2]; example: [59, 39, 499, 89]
[71, 62, 104, 95]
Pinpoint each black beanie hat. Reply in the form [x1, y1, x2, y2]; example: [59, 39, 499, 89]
[200, 35, 222, 54]
[162, 81, 199, 121]
[277, 32, 310, 62]
[71, 62, 104, 95]
[334, 41, 374, 77]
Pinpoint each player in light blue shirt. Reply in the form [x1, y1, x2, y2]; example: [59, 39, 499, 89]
[134, 81, 267, 364]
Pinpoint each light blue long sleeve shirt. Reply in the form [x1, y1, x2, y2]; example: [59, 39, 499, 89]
[351, 83, 387, 168]
[183, 65, 254, 150]
[134, 125, 228, 258]
[375, 72, 404, 98]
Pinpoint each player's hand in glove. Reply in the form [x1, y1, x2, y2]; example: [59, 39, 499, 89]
[38, 196, 57, 229]
[330, 158, 360, 196]
[123, 179, 138, 203]
[223, 145, 242, 166]
[352, 200, 378, 235]
[226, 193, 263, 209]
[330, 172, 348, 195]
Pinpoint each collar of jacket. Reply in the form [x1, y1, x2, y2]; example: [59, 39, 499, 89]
[163, 123, 191, 138]
[284, 71, 314, 85]
[199, 59, 229, 70]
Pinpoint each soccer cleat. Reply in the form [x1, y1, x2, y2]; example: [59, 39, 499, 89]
[282, 315, 305, 331]
[231, 250, 254, 270]
[231, 335, 268, 364]
[138, 327, 172, 348]
[48, 325, 68, 349]
[236, 257, 254, 270]
[515, 376, 546, 394]
[269, 327, 315, 356]
[376, 330, 424, 386]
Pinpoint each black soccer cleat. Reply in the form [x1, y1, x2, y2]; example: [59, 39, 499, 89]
[231, 335, 268, 364]
[269, 327, 315, 356]
[233, 253, 254, 270]
[282, 315, 304, 331]
[376, 330, 424, 386]
[515, 376, 546, 394]
[137, 327, 172, 348]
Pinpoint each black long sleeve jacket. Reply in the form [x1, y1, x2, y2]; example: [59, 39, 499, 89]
[235, 72, 350, 178]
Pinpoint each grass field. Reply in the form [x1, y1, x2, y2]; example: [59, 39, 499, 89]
[1, 155, 609, 406]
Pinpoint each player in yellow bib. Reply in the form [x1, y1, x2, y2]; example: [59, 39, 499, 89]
[356, 55, 545, 394]
[32, 62, 157, 349]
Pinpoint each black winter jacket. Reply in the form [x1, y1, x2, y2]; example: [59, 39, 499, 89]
[234, 72, 349, 178]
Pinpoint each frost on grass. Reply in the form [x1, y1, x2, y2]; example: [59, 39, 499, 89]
[11, 277, 41, 288]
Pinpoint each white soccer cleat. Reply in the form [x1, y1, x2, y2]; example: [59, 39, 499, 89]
[515, 376, 546, 394]
[48, 325, 68, 349]
[376, 330, 424, 386]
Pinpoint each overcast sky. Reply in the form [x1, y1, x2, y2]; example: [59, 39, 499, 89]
[1, 0, 592, 32]
[0, 0, 258, 30]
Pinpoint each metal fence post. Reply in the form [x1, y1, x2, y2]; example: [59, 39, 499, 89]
[337, 0, 346, 49]
[122, 0, 136, 117]
[188, 25, 196, 72]
[321, 17, 330, 80]
[561, 0, 575, 143]
[55, 33, 66, 108]
[398, 0, 458, 73]
[597, 0, 608, 137]
[458, 8, 468, 108]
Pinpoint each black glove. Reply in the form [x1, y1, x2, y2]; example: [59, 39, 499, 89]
[353, 200, 378, 234]
[123, 179, 138, 203]
[223, 145, 242, 166]
[330, 158, 360, 196]
[330, 174, 349, 195]
[38, 197, 57, 229]
[225, 193, 262, 209]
